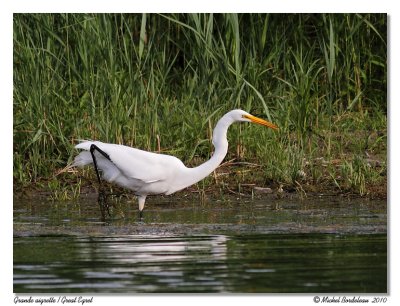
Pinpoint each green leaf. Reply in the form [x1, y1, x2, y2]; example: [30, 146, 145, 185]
[139, 13, 147, 62]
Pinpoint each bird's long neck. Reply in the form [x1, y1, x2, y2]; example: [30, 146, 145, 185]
[182, 113, 234, 187]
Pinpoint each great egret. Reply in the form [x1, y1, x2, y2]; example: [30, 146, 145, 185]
[73, 109, 278, 216]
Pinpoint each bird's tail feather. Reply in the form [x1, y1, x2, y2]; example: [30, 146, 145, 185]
[75, 140, 97, 151]
[72, 151, 93, 167]
[72, 149, 122, 183]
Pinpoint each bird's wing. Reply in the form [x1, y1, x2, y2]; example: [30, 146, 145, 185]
[75, 141, 183, 183]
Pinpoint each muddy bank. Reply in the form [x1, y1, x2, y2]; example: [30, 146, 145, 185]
[14, 194, 387, 237]
[13, 222, 387, 238]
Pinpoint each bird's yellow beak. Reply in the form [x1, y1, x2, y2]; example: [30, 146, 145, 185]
[243, 114, 278, 130]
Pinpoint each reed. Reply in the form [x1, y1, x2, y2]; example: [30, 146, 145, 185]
[13, 13, 387, 197]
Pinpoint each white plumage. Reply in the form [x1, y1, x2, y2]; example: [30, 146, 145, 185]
[73, 109, 278, 212]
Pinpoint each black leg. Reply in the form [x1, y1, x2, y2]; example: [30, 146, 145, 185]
[98, 192, 107, 221]
[90, 144, 111, 185]
[89, 144, 112, 218]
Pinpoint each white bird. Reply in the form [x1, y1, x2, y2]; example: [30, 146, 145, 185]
[73, 109, 278, 214]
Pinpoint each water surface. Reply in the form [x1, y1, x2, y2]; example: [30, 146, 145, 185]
[13, 195, 387, 293]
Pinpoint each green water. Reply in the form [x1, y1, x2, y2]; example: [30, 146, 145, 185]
[13, 196, 387, 293]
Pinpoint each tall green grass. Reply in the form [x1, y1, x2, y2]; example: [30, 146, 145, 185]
[13, 13, 387, 196]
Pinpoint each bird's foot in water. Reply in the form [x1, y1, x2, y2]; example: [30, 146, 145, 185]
[98, 191, 111, 220]
[138, 210, 144, 221]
